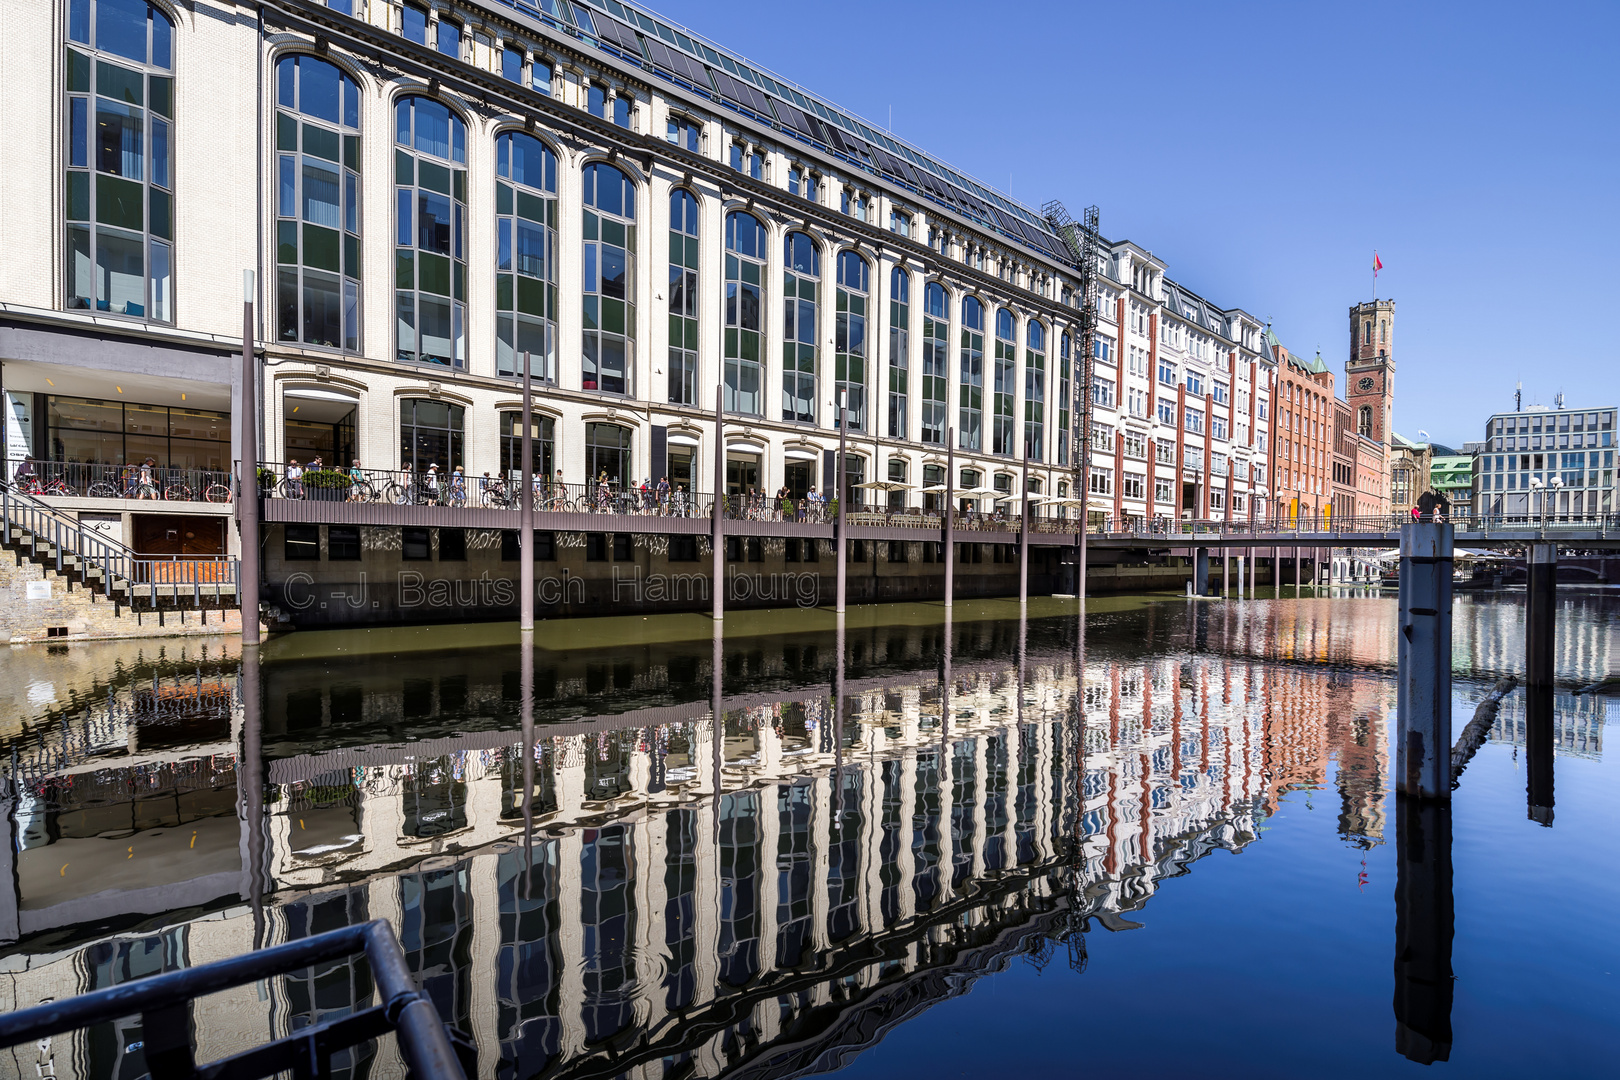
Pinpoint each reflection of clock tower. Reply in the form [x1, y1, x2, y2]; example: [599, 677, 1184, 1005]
[1346, 299, 1395, 445]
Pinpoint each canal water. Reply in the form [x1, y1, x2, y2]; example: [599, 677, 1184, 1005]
[0, 590, 1614, 1078]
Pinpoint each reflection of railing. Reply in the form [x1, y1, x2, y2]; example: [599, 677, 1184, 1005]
[12, 461, 232, 503]
[0, 920, 468, 1079]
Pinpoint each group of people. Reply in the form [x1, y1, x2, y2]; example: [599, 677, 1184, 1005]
[728, 486, 832, 522]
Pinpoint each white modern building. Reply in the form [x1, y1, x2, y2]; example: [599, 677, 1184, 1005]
[1476, 404, 1615, 518]
[0, 0, 1279, 538]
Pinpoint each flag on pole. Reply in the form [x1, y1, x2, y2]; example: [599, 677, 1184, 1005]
[1374, 251, 1383, 275]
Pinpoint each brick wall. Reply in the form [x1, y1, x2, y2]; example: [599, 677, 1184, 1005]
[0, 553, 244, 643]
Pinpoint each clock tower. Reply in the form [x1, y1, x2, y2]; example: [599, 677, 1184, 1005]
[1346, 299, 1395, 445]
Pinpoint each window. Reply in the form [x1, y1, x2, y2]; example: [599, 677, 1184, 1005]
[886, 458, 908, 510]
[888, 267, 909, 439]
[1158, 359, 1177, 386]
[613, 95, 631, 128]
[782, 232, 819, 423]
[501, 45, 523, 82]
[889, 210, 911, 237]
[723, 210, 765, 414]
[1156, 439, 1175, 465]
[1358, 405, 1373, 437]
[400, 398, 463, 471]
[667, 115, 700, 151]
[1185, 371, 1204, 397]
[1155, 478, 1172, 503]
[834, 251, 869, 431]
[991, 309, 1016, 456]
[1212, 380, 1229, 405]
[959, 296, 984, 451]
[666, 190, 699, 405]
[1123, 432, 1146, 459]
[273, 55, 361, 350]
[285, 523, 320, 561]
[328, 524, 361, 560]
[1128, 387, 1147, 418]
[1212, 416, 1228, 441]
[1091, 375, 1116, 409]
[394, 96, 467, 367]
[66, 0, 177, 322]
[402, 4, 428, 45]
[532, 59, 552, 95]
[581, 162, 636, 394]
[1024, 321, 1046, 461]
[499, 411, 553, 480]
[588, 82, 609, 119]
[1088, 467, 1112, 495]
[787, 165, 819, 202]
[437, 19, 462, 58]
[921, 283, 948, 444]
[1057, 332, 1072, 465]
[585, 423, 631, 485]
[1093, 335, 1115, 366]
[438, 528, 467, 561]
[1122, 473, 1145, 500]
[1157, 397, 1176, 425]
[495, 131, 557, 382]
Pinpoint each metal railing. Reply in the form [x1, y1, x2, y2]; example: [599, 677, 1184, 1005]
[0, 483, 238, 605]
[0, 920, 467, 1080]
[12, 461, 233, 503]
[256, 464, 711, 516]
[1084, 511, 1620, 537]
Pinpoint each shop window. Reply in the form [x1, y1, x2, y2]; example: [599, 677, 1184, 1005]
[285, 523, 319, 560]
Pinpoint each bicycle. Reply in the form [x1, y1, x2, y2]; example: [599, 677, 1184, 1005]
[204, 483, 233, 504]
[164, 482, 194, 502]
[87, 480, 121, 499]
[277, 475, 306, 500]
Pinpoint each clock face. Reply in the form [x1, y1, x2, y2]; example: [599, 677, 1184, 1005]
[1357, 376, 1375, 392]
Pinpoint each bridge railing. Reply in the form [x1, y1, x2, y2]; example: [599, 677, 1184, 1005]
[1087, 511, 1618, 537]
[11, 461, 234, 503]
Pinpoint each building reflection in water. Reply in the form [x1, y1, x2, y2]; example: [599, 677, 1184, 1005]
[0, 600, 1606, 1080]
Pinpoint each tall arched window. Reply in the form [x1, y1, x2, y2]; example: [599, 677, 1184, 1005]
[1358, 405, 1373, 437]
[782, 232, 819, 424]
[275, 54, 361, 350]
[724, 210, 765, 415]
[959, 296, 984, 451]
[992, 308, 1016, 455]
[582, 162, 635, 394]
[888, 267, 909, 440]
[500, 412, 552, 477]
[495, 131, 556, 381]
[668, 189, 698, 404]
[1057, 332, 1072, 465]
[65, 0, 175, 322]
[834, 251, 868, 431]
[1024, 321, 1046, 461]
[395, 96, 467, 367]
[921, 282, 947, 445]
[585, 422, 631, 484]
[400, 398, 463, 471]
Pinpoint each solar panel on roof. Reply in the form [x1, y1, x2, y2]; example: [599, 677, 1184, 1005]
[594, 16, 643, 53]
[773, 100, 814, 138]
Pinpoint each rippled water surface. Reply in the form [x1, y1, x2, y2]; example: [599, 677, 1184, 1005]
[0, 589, 1615, 1079]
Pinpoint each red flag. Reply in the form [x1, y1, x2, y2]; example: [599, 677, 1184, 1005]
[1374, 251, 1383, 273]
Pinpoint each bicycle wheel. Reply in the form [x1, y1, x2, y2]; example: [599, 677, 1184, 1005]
[204, 484, 233, 504]
[87, 481, 119, 499]
[164, 484, 193, 502]
[44, 480, 73, 496]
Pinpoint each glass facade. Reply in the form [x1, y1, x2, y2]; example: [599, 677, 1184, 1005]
[723, 211, 765, 415]
[921, 283, 947, 445]
[395, 96, 468, 367]
[400, 398, 463, 470]
[667, 190, 699, 405]
[888, 267, 909, 440]
[959, 296, 984, 451]
[496, 131, 558, 381]
[992, 308, 1015, 456]
[782, 232, 818, 424]
[581, 163, 636, 395]
[833, 251, 868, 431]
[1024, 321, 1045, 462]
[42, 394, 228, 470]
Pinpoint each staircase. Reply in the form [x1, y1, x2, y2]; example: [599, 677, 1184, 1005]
[0, 484, 239, 610]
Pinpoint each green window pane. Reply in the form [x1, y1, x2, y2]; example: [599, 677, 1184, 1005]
[627, 306, 634, 340]
[96, 175, 143, 230]
[67, 49, 91, 93]
[97, 61, 142, 105]
[66, 172, 90, 221]
[517, 275, 547, 317]
[344, 233, 361, 279]
[453, 260, 465, 301]
[669, 313, 683, 341]
[547, 283, 557, 317]
[395, 250, 414, 288]
[547, 200, 557, 227]
[496, 273, 513, 311]
[517, 190, 546, 224]
[496, 182, 513, 216]
[602, 298, 624, 335]
[303, 224, 340, 272]
[582, 296, 598, 330]
[602, 219, 625, 248]
[743, 261, 759, 286]
[303, 123, 339, 162]
[453, 169, 466, 203]
[394, 149, 413, 186]
[725, 327, 737, 356]
[740, 331, 758, 362]
[583, 211, 597, 241]
[685, 236, 699, 267]
[344, 135, 360, 170]
[418, 251, 449, 295]
[149, 76, 172, 119]
[417, 159, 450, 195]
[278, 113, 297, 152]
[277, 220, 297, 264]
[148, 188, 172, 240]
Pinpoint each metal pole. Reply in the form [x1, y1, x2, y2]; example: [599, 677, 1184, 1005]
[1526, 542, 1556, 687]
[1393, 795, 1454, 1064]
[520, 629, 535, 872]
[238, 271, 260, 646]
[712, 382, 724, 621]
[239, 645, 265, 950]
[1019, 451, 1029, 605]
[1396, 522, 1454, 799]
[520, 352, 534, 631]
[836, 396, 847, 614]
[944, 428, 954, 608]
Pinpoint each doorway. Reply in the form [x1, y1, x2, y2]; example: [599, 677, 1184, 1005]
[1181, 481, 1198, 520]
[726, 453, 760, 496]
[283, 388, 357, 467]
[784, 460, 813, 500]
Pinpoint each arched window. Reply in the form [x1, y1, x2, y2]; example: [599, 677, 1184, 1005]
[65, 0, 176, 322]
[888, 267, 910, 440]
[1057, 332, 1072, 465]
[834, 251, 869, 431]
[1025, 321, 1046, 462]
[496, 131, 557, 382]
[1358, 405, 1373, 437]
[581, 162, 635, 394]
[400, 398, 463, 471]
[668, 189, 699, 404]
[992, 308, 1016, 455]
[394, 96, 467, 367]
[782, 232, 819, 424]
[585, 422, 631, 485]
[724, 210, 765, 415]
[959, 296, 984, 451]
[499, 412, 552, 478]
[274, 54, 361, 351]
[921, 282, 947, 445]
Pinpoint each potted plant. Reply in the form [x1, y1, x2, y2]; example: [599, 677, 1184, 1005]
[302, 469, 354, 502]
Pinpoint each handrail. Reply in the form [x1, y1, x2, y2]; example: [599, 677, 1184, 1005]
[0, 919, 467, 1079]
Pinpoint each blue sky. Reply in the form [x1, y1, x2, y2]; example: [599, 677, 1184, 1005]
[647, 0, 1617, 448]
